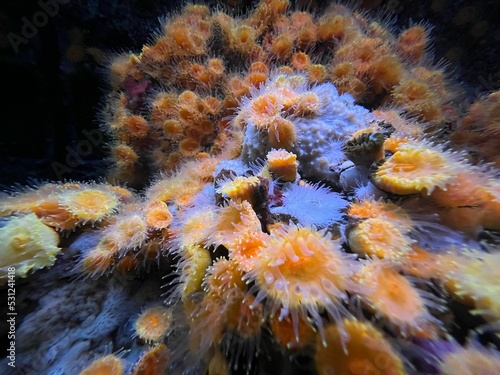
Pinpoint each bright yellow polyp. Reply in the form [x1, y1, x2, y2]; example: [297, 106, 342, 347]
[373, 143, 460, 195]
[348, 218, 414, 261]
[0, 213, 61, 282]
[216, 175, 260, 203]
[60, 188, 119, 222]
[444, 251, 500, 322]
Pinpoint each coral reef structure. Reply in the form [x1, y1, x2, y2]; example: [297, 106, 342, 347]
[1, 1, 500, 374]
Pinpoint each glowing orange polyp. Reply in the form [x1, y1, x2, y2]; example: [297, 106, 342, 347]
[79, 355, 124, 375]
[60, 188, 119, 223]
[228, 228, 268, 272]
[250, 225, 353, 329]
[315, 319, 405, 375]
[134, 306, 172, 343]
[356, 261, 429, 333]
[131, 343, 169, 375]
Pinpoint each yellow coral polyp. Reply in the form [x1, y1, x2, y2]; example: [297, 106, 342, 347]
[111, 214, 148, 250]
[315, 319, 406, 375]
[145, 201, 173, 229]
[443, 251, 500, 322]
[79, 354, 124, 375]
[373, 143, 461, 195]
[175, 209, 217, 250]
[60, 188, 120, 223]
[179, 244, 211, 301]
[134, 306, 173, 343]
[348, 218, 414, 261]
[216, 175, 260, 203]
[204, 258, 246, 296]
[0, 214, 61, 281]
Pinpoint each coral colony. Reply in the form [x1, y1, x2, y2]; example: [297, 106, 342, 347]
[2, 0, 500, 374]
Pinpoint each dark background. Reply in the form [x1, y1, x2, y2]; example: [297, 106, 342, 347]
[0, 0, 498, 187]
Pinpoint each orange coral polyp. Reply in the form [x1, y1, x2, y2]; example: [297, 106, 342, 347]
[179, 138, 201, 157]
[134, 306, 172, 343]
[227, 227, 269, 272]
[397, 25, 427, 62]
[131, 343, 169, 375]
[208, 200, 262, 247]
[268, 115, 296, 149]
[373, 143, 462, 195]
[111, 214, 148, 250]
[248, 225, 355, 343]
[318, 14, 350, 41]
[60, 188, 119, 223]
[347, 199, 412, 229]
[81, 241, 118, 276]
[123, 115, 149, 138]
[431, 171, 491, 208]
[79, 355, 124, 375]
[315, 319, 406, 375]
[145, 201, 173, 229]
[271, 34, 294, 60]
[392, 79, 442, 121]
[266, 148, 298, 181]
[249, 61, 269, 75]
[355, 261, 435, 334]
[249, 93, 282, 127]
[270, 312, 316, 350]
[291, 52, 310, 70]
[348, 218, 414, 261]
[306, 64, 327, 84]
[204, 258, 246, 296]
